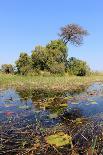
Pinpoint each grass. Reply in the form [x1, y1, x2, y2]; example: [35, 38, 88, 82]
[0, 72, 103, 94]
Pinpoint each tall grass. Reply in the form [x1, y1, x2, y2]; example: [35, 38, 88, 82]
[0, 72, 103, 93]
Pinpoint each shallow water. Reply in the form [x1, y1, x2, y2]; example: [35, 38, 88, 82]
[0, 83, 103, 154]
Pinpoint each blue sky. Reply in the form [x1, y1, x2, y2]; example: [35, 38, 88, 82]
[0, 0, 103, 71]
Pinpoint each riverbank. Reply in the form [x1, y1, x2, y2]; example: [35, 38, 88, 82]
[0, 72, 103, 94]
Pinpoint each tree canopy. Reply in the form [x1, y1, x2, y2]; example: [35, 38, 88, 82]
[46, 40, 68, 64]
[15, 53, 31, 75]
[59, 24, 88, 45]
[31, 46, 48, 70]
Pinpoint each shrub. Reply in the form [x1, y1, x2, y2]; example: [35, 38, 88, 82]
[1, 64, 14, 74]
[16, 52, 31, 75]
[48, 62, 65, 75]
[19, 65, 31, 75]
[67, 57, 90, 76]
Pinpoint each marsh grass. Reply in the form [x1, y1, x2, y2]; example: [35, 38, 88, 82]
[0, 72, 103, 95]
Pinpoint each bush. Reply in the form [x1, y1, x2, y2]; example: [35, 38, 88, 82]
[27, 69, 41, 76]
[1, 64, 14, 74]
[48, 62, 65, 75]
[19, 65, 31, 75]
[16, 52, 31, 75]
[67, 57, 90, 76]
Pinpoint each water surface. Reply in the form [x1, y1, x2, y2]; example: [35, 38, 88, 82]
[0, 83, 103, 154]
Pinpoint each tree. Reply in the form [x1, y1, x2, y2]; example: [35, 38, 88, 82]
[46, 40, 68, 63]
[46, 40, 68, 73]
[16, 52, 31, 75]
[1, 64, 14, 74]
[59, 24, 88, 45]
[31, 40, 68, 74]
[31, 46, 48, 70]
[67, 57, 90, 76]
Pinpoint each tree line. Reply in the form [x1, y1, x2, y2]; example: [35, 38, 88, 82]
[1, 23, 90, 76]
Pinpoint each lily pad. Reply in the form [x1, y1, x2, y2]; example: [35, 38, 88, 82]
[18, 105, 31, 110]
[4, 103, 14, 107]
[60, 103, 68, 107]
[45, 132, 72, 147]
[87, 99, 98, 104]
[71, 102, 79, 105]
[74, 118, 86, 125]
[49, 113, 58, 119]
[90, 101, 98, 104]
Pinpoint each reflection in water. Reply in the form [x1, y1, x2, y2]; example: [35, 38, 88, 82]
[0, 82, 103, 154]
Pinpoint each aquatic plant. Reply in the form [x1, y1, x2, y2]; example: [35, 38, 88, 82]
[45, 132, 72, 147]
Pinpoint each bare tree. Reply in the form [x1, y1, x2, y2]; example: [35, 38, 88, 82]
[59, 24, 88, 46]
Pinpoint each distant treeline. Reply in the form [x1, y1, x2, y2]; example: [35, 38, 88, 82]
[1, 23, 90, 76]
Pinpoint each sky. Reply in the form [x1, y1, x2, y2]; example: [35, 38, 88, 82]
[0, 0, 103, 71]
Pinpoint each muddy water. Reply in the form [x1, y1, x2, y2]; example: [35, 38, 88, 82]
[0, 83, 103, 155]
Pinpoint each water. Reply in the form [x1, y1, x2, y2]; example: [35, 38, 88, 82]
[0, 83, 103, 154]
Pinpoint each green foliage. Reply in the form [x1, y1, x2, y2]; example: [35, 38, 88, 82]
[31, 46, 48, 70]
[67, 57, 90, 76]
[19, 65, 31, 75]
[47, 61, 65, 74]
[31, 40, 67, 74]
[1, 64, 14, 74]
[16, 52, 31, 75]
[46, 40, 68, 74]
[46, 40, 68, 64]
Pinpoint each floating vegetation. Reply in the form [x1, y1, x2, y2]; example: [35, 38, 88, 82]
[89, 100, 98, 104]
[18, 105, 31, 110]
[49, 113, 58, 119]
[71, 102, 79, 105]
[74, 118, 87, 125]
[45, 132, 72, 147]
[4, 103, 14, 107]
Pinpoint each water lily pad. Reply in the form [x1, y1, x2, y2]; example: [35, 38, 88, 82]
[60, 103, 68, 107]
[74, 118, 86, 125]
[45, 132, 72, 147]
[65, 96, 73, 99]
[90, 101, 98, 104]
[71, 102, 79, 105]
[49, 113, 58, 119]
[4, 103, 14, 107]
[87, 99, 98, 104]
[18, 105, 31, 110]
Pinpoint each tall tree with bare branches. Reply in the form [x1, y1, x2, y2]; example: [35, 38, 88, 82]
[59, 24, 88, 45]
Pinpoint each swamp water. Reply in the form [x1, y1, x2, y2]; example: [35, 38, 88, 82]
[0, 83, 103, 155]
